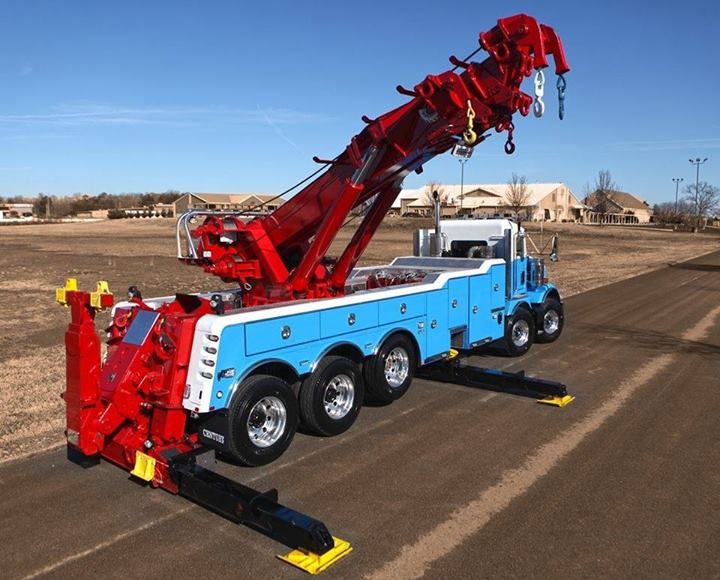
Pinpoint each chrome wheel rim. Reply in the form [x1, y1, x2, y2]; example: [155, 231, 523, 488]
[323, 374, 355, 420]
[384, 347, 410, 388]
[512, 319, 530, 347]
[543, 310, 560, 335]
[246, 396, 287, 448]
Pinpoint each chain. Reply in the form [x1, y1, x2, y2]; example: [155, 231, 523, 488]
[556, 74, 567, 120]
[463, 99, 478, 145]
[504, 121, 515, 154]
[533, 69, 545, 118]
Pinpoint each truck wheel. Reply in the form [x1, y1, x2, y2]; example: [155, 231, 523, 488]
[535, 297, 564, 343]
[364, 334, 416, 403]
[227, 374, 298, 466]
[299, 356, 364, 437]
[503, 307, 535, 356]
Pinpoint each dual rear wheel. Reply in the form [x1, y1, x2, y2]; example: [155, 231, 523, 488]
[226, 333, 417, 466]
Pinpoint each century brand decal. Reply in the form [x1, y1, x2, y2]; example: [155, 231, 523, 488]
[202, 429, 225, 444]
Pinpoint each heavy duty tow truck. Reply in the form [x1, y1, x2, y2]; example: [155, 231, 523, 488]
[57, 13, 570, 574]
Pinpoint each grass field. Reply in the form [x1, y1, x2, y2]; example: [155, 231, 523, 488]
[0, 218, 717, 462]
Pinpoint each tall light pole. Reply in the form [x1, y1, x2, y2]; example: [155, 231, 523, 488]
[459, 158, 468, 210]
[451, 143, 473, 215]
[672, 177, 683, 212]
[688, 157, 708, 218]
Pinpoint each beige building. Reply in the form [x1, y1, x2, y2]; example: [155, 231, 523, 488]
[172, 193, 284, 217]
[583, 191, 653, 224]
[75, 209, 111, 219]
[0, 203, 34, 221]
[392, 183, 585, 222]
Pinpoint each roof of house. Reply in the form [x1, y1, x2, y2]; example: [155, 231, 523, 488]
[0, 203, 34, 209]
[393, 183, 573, 209]
[585, 190, 649, 211]
[178, 193, 280, 205]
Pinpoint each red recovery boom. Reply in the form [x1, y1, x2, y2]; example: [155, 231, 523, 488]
[181, 13, 569, 305]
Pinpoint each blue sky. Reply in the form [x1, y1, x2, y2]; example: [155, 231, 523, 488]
[1, 0, 718, 204]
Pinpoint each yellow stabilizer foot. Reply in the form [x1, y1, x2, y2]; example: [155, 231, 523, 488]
[278, 536, 352, 575]
[538, 395, 575, 408]
[130, 451, 156, 482]
[90, 280, 112, 310]
[55, 278, 78, 306]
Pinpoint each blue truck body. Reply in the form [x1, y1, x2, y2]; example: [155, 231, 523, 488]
[181, 254, 556, 415]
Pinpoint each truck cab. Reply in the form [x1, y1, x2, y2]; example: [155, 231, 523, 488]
[413, 217, 563, 353]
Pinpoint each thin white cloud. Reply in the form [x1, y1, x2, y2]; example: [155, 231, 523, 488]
[0, 165, 31, 170]
[0, 103, 333, 127]
[609, 137, 720, 152]
[262, 108, 300, 150]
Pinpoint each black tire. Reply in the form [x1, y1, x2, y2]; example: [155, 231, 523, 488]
[503, 307, 535, 356]
[227, 374, 298, 467]
[535, 297, 564, 343]
[299, 356, 364, 437]
[363, 333, 416, 403]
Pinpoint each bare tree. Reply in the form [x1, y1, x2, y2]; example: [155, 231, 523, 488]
[652, 200, 694, 226]
[505, 173, 530, 218]
[421, 181, 448, 208]
[585, 169, 619, 222]
[683, 181, 719, 225]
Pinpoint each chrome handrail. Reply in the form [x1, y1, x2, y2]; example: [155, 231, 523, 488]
[175, 210, 267, 259]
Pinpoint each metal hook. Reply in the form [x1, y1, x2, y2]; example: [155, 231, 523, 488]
[463, 100, 478, 145]
[533, 70, 545, 118]
[556, 74, 567, 120]
[504, 122, 515, 154]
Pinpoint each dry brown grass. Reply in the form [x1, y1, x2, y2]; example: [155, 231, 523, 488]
[0, 218, 717, 462]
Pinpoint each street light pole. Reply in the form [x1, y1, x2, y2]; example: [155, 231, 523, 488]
[451, 143, 473, 215]
[672, 177, 683, 212]
[688, 157, 708, 219]
[459, 158, 467, 212]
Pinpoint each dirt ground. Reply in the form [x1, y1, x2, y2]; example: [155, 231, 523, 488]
[0, 218, 717, 462]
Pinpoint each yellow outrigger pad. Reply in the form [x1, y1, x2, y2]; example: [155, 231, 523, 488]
[55, 278, 78, 306]
[537, 394, 575, 407]
[130, 451, 156, 482]
[278, 536, 352, 575]
[90, 280, 112, 309]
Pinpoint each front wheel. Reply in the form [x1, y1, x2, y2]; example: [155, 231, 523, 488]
[503, 307, 535, 356]
[364, 334, 416, 404]
[535, 297, 564, 343]
[227, 374, 298, 466]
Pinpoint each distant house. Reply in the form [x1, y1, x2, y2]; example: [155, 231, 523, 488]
[172, 193, 284, 217]
[390, 183, 585, 222]
[75, 209, 111, 219]
[153, 202, 175, 216]
[0, 203, 34, 221]
[584, 190, 653, 224]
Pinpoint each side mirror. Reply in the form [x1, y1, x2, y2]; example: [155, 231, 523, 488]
[549, 234, 559, 262]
